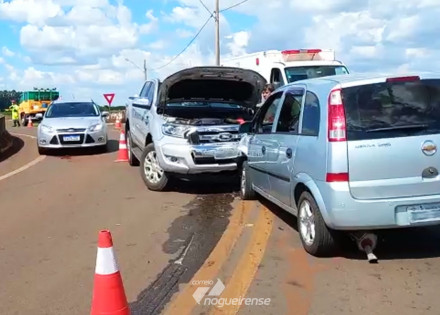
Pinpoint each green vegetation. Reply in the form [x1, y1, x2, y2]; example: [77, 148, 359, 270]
[0, 90, 22, 110]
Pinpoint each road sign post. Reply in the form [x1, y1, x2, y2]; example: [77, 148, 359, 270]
[103, 93, 115, 106]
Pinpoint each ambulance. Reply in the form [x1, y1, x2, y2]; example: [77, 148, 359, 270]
[221, 49, 349, 89]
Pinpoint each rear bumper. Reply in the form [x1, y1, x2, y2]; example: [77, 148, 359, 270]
[316, 180, 440, 230]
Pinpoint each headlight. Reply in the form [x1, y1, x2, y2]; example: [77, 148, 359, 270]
[162, 124, 192, 138]
[40, 124, 54, 133]
[89, 123, 103, 132]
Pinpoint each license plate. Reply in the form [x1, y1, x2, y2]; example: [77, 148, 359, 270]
[214, 147, 238, 160]
[63, 135, 80, 142]
[407, 203, 440, 223]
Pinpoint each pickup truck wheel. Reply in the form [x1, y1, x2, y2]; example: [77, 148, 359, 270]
[140, 143, 169, 191]
[22, 115, 28, 126]
[297, 191, 338, 257]
[126, 130, 139, 166]
[240, 161, 256, 200]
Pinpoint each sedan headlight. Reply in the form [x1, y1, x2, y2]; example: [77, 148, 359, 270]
[40, 124, 54, 134]
[162, 124, 192, 138]
[89, 123, 103, 132]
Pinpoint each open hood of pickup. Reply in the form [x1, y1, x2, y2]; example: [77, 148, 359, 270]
[157, 66, 267, 109]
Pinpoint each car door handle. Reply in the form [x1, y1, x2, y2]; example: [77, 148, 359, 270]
[286, 148, 292, 158]
[262, 146, 266, 154]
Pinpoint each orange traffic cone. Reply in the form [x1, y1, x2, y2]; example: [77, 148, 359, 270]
[27, 116, 33, 128]
[90, 230, 130, 315]
[115, 118, 122, 129]
[115, 130, 129, 162]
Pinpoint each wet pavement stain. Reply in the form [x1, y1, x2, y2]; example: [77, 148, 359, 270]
[129, 182, 238, 315]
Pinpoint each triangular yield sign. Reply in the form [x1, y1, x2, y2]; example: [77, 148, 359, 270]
[103, 93, 115, 106]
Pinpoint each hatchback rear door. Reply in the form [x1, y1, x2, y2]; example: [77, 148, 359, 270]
[342, 77, 440, 200]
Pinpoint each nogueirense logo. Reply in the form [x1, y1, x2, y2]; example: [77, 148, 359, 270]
[192, 279, 225, 304]
[191, 278, 271, 307]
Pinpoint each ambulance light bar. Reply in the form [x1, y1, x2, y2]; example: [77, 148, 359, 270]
[280, 49, 335, 62]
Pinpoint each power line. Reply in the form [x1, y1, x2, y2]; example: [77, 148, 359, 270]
[152, 15, 213, 71]
[220, 0, 249, 12]
[198, 0, 212, 16]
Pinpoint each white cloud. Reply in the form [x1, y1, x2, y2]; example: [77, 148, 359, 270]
[225, 31, 250, 57]
[2, 46, 14, 57]
[0, 0, 63, 26]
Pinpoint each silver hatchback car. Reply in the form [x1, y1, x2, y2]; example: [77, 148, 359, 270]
[37, 100, 109, 154]
[239, 73, 440, 256]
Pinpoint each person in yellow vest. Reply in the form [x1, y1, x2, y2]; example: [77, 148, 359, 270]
[9, 100, 20, 127]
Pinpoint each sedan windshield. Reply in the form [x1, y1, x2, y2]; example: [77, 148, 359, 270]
[285, 65, 349, 83]
[45, 102, 100, 118]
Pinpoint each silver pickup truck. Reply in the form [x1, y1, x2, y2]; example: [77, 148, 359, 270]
[125, 66, 266, 191]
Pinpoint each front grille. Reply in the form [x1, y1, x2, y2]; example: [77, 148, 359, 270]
[85, 135, 95, 143]
[50, 136, 59, 145]
[188, 126, 241, 144]
[57, 128, 86, 132]
[198, 131, 241, 143]
[59, 134, 85, 145]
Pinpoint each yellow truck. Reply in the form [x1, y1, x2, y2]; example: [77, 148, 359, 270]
[19, 88, 59, 125]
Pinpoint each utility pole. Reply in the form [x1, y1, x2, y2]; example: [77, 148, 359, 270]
[143, 59, 148, 81]
[214, 0, 220, 65]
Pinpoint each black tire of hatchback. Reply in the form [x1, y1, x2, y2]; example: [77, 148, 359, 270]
[240, 161, 257, 200]
[297, 191, 338, 257]
[139, 143, 169, 191]
[126, 130, 140, 166]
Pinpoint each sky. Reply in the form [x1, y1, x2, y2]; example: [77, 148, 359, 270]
[0, 0, 440, 106]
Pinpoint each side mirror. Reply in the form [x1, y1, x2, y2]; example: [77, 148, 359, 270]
[272, 82, 283, 90]
[133, 98, 150, 107]
[101, 111, 109, 118]
[239, 121, 252, 134]
[129, 94, 139, 100]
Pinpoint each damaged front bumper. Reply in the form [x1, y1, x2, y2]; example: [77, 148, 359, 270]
[155, 140, 243, 175]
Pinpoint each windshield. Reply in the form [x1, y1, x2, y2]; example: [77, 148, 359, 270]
[342, 79, 440, 140]
[285, 66, 348, 82]
[45, 102, 100, 118]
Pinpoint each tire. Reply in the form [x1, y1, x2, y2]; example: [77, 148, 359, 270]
[38, 146, 47, 155]
[22, 114, 27, 126]
[240, 161, 257, 200]
[297, 191, 338, 257]
[139, 143, 169, 191]
[126, 130, 139, 166]
[96, 144, 107, 154]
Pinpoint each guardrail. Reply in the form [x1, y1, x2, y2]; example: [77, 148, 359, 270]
[0, 115, 5, 134]
[0, 114, 13, 154]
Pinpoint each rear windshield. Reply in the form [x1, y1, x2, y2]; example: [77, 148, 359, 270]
[342, 79, 440, 140]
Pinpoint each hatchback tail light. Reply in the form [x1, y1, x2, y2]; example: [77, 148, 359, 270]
[327, 88, 346, 142]
[326, 173, 349, 182]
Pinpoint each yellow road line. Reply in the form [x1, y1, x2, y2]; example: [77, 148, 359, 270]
[209, 206, 274, 315]
[163, 200, 255, 315]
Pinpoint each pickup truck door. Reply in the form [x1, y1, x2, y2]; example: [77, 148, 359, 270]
[131, 82, 152, 147]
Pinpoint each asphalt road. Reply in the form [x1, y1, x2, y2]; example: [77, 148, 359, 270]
[0, 125, 240, 314]
[2, 123, 440, 315]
